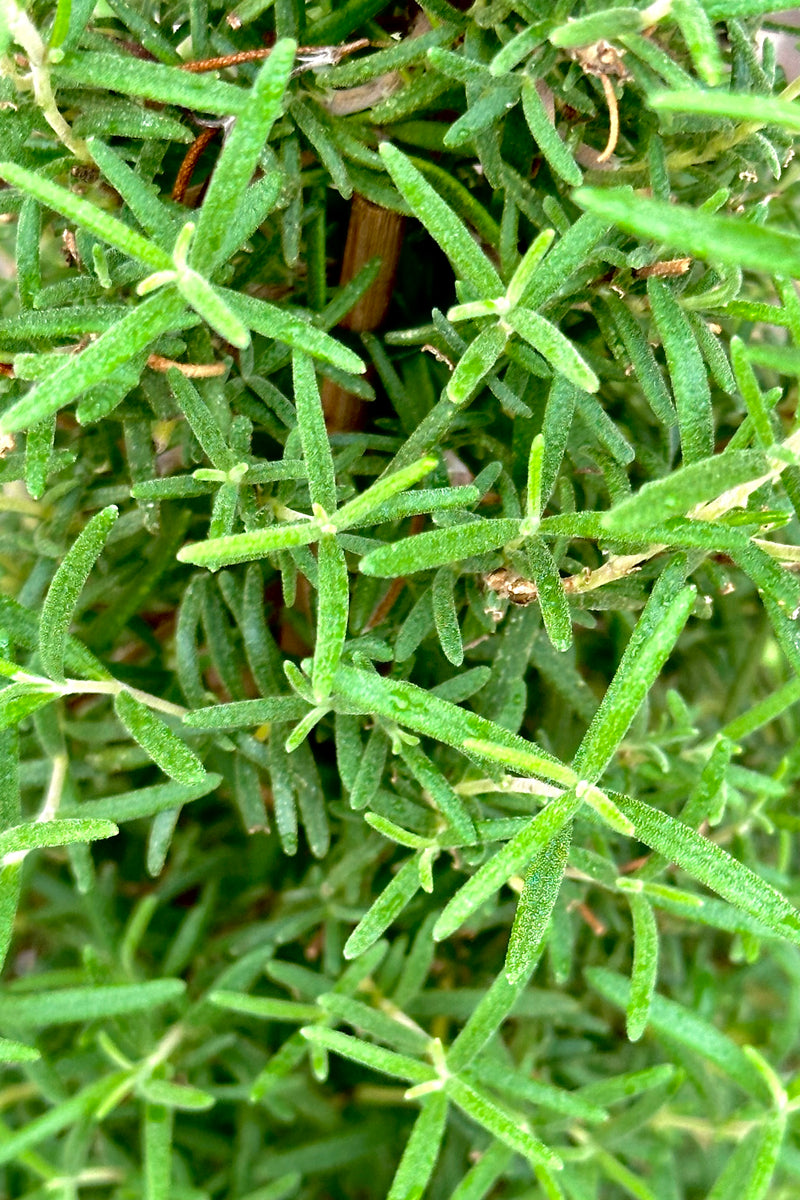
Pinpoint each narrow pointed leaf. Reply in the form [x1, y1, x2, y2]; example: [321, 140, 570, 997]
[647, 278, 713, 464]
[525, 538, 572, 651]
[0, 160, 171, 269]
[387, 1091, 448, 1200]
[573, 580, 696, 781]
[575, 187, 800, 279]
[0, 290, 190, 434]
[379, 143, 503, 296]
[447, 322, 508, 405]
[625, 891, 659, 1041]
[224, 291, 365, 373]
[115, 691, 207, 785]
[360, 519, 521, 577]
[434, 789, 582, 941]
[652, 88, 800, 131]
[446, 1077, 562, 1170]
[610, 791, 800, 943]
[293, 351, 337, 513]
[521, 79, 582, 187]
[55, 51, 249, 115]
[177, 521, 321, 569]
[601, 450, 767, 531]
[300, 1026, 434, 1084]
[506, 307, 599, 392]
[313, 537, 349, 702]
[344, 857, 422, 960]
[0, 979, 185, 1026]
[505, 824, 570, 983]
[192, 41, 296, 272]
[0, 818, 118, 860]
[39, 505, 118, 682]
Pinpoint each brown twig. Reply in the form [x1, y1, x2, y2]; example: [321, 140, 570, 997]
[172, 126, 218, 204]
[147, 355, 228, 377]
[321, 195, 405, 433]
[634, 258, 692, 279]
[597, 74, 619, 163]
[180, 40, 369, 74]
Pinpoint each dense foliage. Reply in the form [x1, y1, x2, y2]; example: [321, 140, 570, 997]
[3, 0, 800, 1196]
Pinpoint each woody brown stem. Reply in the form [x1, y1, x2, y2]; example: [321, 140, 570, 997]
[321, 195, 405, 433]
[172, 126, 218, 204]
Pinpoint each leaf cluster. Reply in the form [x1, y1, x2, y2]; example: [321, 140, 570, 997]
[1, 1, 800, 1198]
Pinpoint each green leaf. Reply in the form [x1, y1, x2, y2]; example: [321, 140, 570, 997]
[722, 676, 800, 741]
[731, 337, 774, 448]
[293, 351, 337, 513]
[0, 682, 59, 732]
[647, 278, 713, 464]
[360, 518, 521, 577]
[60, 775, 221, 822]
[707, 1113, 786, 1200]
[573, 573, 695, 782]
[549, 7, 644, 47]
[0, 979, 185, 1026]
[460, 739, 578, 789]
[651, 88, 800, 131]
[0, 290, 190, 434]
[601, 450, 767, 530]
[54, 50, 249, 114]
[379, 143, 504, 297]
[39, 505, 118, 682]
[399, 743, 477, 844]
[387, 1090, 448, 1200]
[602, 293, 676, 426]
[191, 40, 295, 273]
[114, 691, 207, 785]
[0, 1037, 40, 1062]
[184, 698, 308, 730]
[521, 79, 582, 188]
[211, 991, 320, 1022]
[174, 268, 250, 349]
[432, 566, 463, 666]
[507, 231, 556, 309]
[167, 368, 234, 470]
[506, 307, 599, 392]
[447, 322, 508, 405]
[575, 187, 800, 279]
[470, 1058, 607, 1123]
[0, 1075, 130, 1167]
[587, 967, 771, 1099]
[332, 457, 438, 530]
[624, 890, 659, 1041]
[610, 791, 800, 943]
[177, 520, 322, 569]
[87, 137, 178, 247]
[0, 818, 117, 860]
[505, 824, 570, 983]
[300, 1025, 434, 1084]
[446, 1077, 562, 1170]
[0, 160, 171, 269]
[434, 789, 582, 941]
[143, 1103, 173, 1200]
[672, 0, 725, 84]
[524, 537, 572, 651]
[313, 536, 349, 702]
[224, 291, 365, 373]
[520, 212, 609, 310]
[344, 857, 422, 960]
[138, 1080, 214, 1111]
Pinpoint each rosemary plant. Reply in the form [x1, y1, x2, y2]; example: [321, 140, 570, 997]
[2, 1, 800, 1196]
